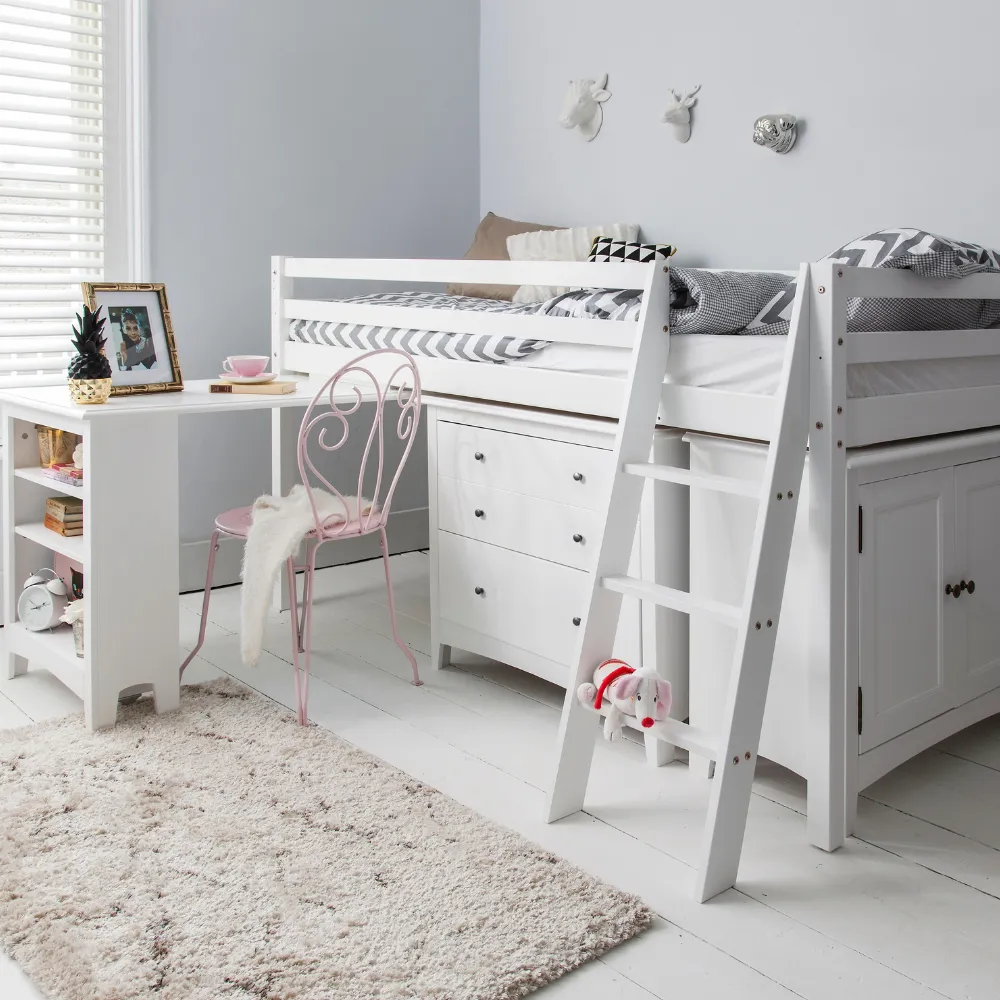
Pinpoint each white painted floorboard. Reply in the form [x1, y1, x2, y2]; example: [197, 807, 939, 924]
[3, 551, 1000, 998]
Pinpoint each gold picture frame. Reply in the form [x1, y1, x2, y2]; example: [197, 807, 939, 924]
[81, 282, 183, 396]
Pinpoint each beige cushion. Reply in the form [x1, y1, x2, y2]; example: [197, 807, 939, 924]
[506, 223, 640, 303]
[448, 212, 560, 300]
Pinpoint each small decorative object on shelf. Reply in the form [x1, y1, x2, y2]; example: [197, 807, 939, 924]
[752, 113, 798, 154]
[35, 424, 79, 467]
[67, 304, 112, 404]
[42, 462, 83, 487]
[18, 568, 69, 632]
[44, 496, 83, 537]
[60, 600, 85, 658]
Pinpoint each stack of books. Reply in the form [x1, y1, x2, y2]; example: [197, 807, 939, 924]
[209, 380, 296, 395]
[44, 496, 83, 537]
[43, 462, 83, 488]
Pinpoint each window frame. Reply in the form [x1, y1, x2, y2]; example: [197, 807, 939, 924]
[102, 0, 149, 282]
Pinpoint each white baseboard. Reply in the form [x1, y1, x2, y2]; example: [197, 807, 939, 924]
[179, 506, 429, 593]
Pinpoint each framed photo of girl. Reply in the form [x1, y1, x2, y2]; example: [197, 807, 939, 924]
[81, 283, 183, 396]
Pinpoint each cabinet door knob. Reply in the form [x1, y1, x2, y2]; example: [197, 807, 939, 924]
[572, 616, 581, 626]
[474, 509, 485, 518]
[945, 583, 962, 598]
[474, 451, 484, 462]
[572, 533, 583, 543]
[474, 586, 485, 596]
[572, 472, 584, 482]
[967, 579, 976, 594]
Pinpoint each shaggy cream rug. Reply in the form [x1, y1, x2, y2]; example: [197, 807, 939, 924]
[0, 679, 650, 999]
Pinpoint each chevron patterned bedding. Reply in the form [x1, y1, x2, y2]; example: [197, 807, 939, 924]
[285, 269, 795, 365]
[286, 231, 1000, 365]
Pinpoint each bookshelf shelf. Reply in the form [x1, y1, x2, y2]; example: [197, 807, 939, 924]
[14, 465, 84, 500]
[14, 521, 85, 562]
[5, 621, 83, 698]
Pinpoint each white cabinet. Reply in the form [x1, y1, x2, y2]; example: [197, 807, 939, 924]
[858, 457, 1000, 750]
[688, 430, 1000, 794]
[954, 458, 1000, 704]
[427, 400, 689, 725]
[857, 469, 955, 752]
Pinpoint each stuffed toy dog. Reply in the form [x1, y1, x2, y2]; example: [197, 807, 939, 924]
[577, 658, 672, 742]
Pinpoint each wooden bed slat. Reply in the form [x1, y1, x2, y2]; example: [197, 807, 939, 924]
[844, 328, 1000, 364]
[283, 256, 655, 290]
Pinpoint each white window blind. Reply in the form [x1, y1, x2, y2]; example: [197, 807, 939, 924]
[0, 0, 104, 388]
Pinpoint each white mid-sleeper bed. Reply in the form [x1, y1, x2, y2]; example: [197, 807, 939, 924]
[270, 251, 1000, 854]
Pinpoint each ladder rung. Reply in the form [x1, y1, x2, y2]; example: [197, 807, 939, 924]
[583, 702, 719, 759]
[602, 575, 742, 626]
[624, 462, 760, 498]
[623, 715, 719, 759]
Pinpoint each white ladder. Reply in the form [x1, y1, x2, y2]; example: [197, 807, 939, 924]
[546, 262, 811, 902]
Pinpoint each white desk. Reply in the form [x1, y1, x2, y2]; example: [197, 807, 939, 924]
[0, 376, 340, 730]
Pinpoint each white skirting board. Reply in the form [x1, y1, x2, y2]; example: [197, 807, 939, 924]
[178, 506, 429, 593]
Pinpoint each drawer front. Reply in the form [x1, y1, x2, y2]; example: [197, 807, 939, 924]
[437, 420, 610, 510]
[438, 531, 586, 665]
[437, 476, 601, 570]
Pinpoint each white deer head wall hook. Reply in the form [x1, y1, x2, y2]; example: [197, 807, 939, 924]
[559, 73, 611, 141]
[662, 85, 701, 143]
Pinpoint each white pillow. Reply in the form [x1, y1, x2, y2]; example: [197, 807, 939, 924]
[506, 223, 639, 303]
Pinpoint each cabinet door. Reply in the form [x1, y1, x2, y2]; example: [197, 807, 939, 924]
[858, 468, 957, 752]
[954, 457, 1000, 704]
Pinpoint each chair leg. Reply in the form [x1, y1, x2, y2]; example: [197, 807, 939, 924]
[296, 542, 320, 724]
[297, 539, 314, 653]
[286, 556, 306, 725]
[181, 528, 221, 679]
[380, 526, 422, 686]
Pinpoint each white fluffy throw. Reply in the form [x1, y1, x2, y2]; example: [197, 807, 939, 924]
[240, 485, 374, 666]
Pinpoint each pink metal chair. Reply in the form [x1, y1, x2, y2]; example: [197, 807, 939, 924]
[180, 348, 423, 724]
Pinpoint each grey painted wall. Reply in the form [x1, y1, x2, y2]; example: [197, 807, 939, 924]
[480, 0, 1000, 266]
[149, 0, 480, 580]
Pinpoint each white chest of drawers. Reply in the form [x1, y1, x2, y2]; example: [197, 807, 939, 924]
[426, 398, 689, 742]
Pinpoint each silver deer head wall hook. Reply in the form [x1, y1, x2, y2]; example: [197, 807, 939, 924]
[662, 85, 701, 143]
[559, 73, 611, 141]
[753, 113, 798, 154]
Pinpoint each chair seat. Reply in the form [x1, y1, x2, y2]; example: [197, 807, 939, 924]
[215, 505, 254, 537]
[214, 505, 385, 539]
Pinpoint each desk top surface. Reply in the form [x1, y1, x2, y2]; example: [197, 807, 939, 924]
[0, 377, 378, 421]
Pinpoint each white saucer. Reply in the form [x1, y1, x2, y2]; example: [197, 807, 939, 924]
[217, 372, 277, 384]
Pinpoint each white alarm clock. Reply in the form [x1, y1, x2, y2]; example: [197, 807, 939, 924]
[18, 568, 69, 631]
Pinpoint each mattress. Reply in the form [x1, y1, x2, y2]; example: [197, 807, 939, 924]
[511, 336, 1000, 399]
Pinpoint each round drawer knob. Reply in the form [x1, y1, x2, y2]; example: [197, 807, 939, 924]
[572, 616, 581, 626]
[572, 533, 583, 543]
[946, 583, 962, 598]
[474, 451, 484, 462]
[474, 509, 485, 518]
[967, 579, 976, 594]
[474, 586, 485, 596]
[572, 472, 584, 482]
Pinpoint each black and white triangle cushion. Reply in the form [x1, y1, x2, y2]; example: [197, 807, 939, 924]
[589, 237, 677, 263]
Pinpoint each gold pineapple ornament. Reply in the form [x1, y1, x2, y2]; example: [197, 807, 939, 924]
[68, 304, 112, 404]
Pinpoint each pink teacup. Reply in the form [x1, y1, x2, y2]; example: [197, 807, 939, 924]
[223, 355, 269, 378]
